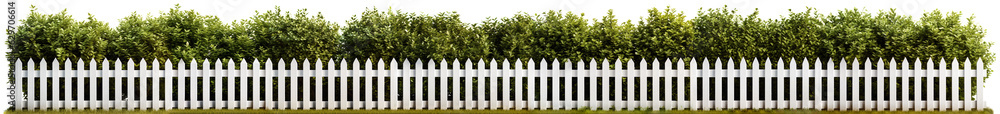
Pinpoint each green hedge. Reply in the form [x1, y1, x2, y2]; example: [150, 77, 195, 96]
[7, 5, 993, 72]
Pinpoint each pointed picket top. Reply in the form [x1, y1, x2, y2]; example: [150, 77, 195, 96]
[489, 58, 498, 70]
[613, 58, 622, 70]
[539, 58, 548, 70]
[303, 58, 311, 70]
[139, 58, 147, 69]
[239, 59, 248, 70]
[796, 58, 806, 70]
[977, 58, 984, 70]
[751, 58, 759, 70]
[627, 58, 635, 70]
[776, 58, 784, 69]
[553, 58, 563, 70]
[713, 58, 721, 69]
[15, 59, 21, 70]
[77, 58, 86, 68]
[214, 59, 223, 70]
[302, 59, 310, 70]
[227, 59, 236, 70]
[723, 58, 732, 70]
[863, 58, 872, 70]
[951, 58, 959, 70]
[601, 58, 610, 70]
[589, 58, 597, 70]
[502, 58, 510, 70]
[925, 58, 933, 70]
[438, 58, 447, 69]
[389, 58, 398, 70]
[28, 58, 36, 71]
[877, 58, 885, 70]
[640, 58, 648, 70]
[700, 58, 708, 70]
[277, 58, 286, 70]
[315, 58, 322, 70]
[476, 58, 485, 69]
[736, 58, 745, 70]
[687, 58, 696, 70]
[150, 58, 159, 70]
[576, 58, 585, 70]
[63, 58, 71, 70]
[813, 57, 823, 70]
[403, 58, 411, 70]
[835, 58, 844, 70]
[428, 58, 437, 70]
[515, 59, 523, 70]
[764, 58, 772, 70]
[127, 58, 136, 70]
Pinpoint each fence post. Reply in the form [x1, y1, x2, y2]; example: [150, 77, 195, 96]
[652, 59, 662, 110]
[877, 58, 885, 110]
[627, 59, 637, 110]
[700, 58, 710, 110]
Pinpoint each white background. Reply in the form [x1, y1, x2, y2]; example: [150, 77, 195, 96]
[2, 0, 998, 110]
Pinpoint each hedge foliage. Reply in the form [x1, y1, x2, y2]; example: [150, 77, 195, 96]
[7, 5, 994, 70]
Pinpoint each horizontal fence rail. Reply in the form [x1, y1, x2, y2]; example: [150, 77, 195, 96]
[10, 58, 987, 111]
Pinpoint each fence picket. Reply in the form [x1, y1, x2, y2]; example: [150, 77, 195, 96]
[839, 59, 848, 110]
[777, 58, 786, 109]
[950, 59, 959, 110]
[976, 59, 985, 110]
[890, 58, 898, 111]
[403, 59, 412, 109]
[902, 59, 911, 110]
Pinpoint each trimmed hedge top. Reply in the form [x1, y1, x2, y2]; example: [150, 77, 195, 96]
[6, 5, 993, 70]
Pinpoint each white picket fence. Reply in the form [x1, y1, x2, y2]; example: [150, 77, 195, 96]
[10, 58, 987, 111]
